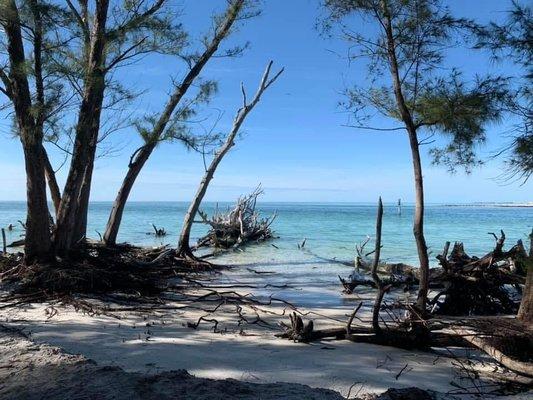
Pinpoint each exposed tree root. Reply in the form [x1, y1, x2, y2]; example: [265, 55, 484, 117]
[0, 242, 218, 309]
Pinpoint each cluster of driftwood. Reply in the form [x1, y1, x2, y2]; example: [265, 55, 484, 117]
[340, 230, 529, 316]
[195, 187, 276, 250]
[280, 199, 532, 383]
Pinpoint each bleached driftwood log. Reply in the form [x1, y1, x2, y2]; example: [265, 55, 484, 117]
[195, 186, 276, 250]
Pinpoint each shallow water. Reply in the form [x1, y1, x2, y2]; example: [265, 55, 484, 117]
[1, 201, 530, 306]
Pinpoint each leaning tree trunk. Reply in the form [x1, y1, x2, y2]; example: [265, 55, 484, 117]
[53, 0, 109, 253]
[3, 0, 52, 263]
[102, 0, 245, 245]
[177, 61, 283, 258]
[381, 0, 430, 310]
[103, 143, 153, 244]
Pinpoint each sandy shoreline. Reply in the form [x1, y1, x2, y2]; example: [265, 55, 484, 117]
[1, 265, 531, 399]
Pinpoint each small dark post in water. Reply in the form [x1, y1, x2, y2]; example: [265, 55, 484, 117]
[397, 199, 402, 216]
[1, 228, 6, 254]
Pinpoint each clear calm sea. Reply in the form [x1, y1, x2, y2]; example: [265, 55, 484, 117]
[1, 201, 531, 306]
[1, 201, 531, 264]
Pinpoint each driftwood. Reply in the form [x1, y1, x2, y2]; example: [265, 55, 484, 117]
[195, 186, 276, 250]
[431, 232, 528, 316]
[340, 230, 527, 317]
[452, 326, 533, 377]
[148, 224, 167, 237]
[280, 202, 532, 382]
[1, 229, 6, 254]
[7, 239, 25, 248]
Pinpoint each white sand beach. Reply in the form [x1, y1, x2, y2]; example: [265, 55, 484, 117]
[2, 265, 530, 399]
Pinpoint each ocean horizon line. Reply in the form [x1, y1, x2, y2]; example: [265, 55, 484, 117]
[0, 200, 531, 207]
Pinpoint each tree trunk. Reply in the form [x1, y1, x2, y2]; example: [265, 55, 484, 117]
[22, 140, 52, 263]
[517, 231, 533, 323]
[102, 1, 245, 245]
[42, 146, 61, 217]
[177, 62, 283, 257]
[371, 197, 384, 334]
[407, 132, 430, 309]
[103, 143, 153, 244]
[518, 266, 532, 323]
[53, 0, 109, 253]
[381, 0, 430, 310]
[72, 136, 97, 243]
[2, 0, 52, 263]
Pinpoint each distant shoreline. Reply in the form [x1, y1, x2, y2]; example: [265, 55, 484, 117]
[443, 203, 533, 208]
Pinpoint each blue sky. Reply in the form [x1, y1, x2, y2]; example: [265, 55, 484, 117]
[0, 0, 531, 203]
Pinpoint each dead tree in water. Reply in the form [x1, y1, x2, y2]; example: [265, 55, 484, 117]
[177, 61, 283, 259]
[195, 186, 276, 249]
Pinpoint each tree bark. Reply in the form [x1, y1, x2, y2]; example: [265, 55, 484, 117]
[381, 0, 430, 310]
[517, 230, 532, 323]
[371, 197, 384, 334]
[72, 141, 97, 242]
[2, 0, 52, 263]
[103, 0, 245, 245]
[177, 61, 283, 257]
[518, 266, 532, 323]
[103, 143, 153, 244]
[53, 0, 109, 253]
[42, 146, 61, 216]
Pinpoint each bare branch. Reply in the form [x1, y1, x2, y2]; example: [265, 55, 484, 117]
[65, 0, 90, 43]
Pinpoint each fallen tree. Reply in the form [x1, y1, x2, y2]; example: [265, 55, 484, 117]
[340, 230, 528, 317]
[195, 186, 276, 250]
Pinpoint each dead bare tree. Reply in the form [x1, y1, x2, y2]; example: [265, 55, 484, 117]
[195, 186, 276, 249]
[177, 61, 284, 259]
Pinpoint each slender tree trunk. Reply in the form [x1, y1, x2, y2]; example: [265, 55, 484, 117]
[42, 146, 61, 216]
[103, 143, 153, 244]
[518, 266, 532, 323]
[177, 62, 283, 257]
[2, 0, 52, 262]
[381, 0, 430, 310]
[371, 197, 384, 334]
[103, 1, 245, 245]
[407, 132, 430, 309]
[53, 0, 109, 253]
[517, 230, 533, 323]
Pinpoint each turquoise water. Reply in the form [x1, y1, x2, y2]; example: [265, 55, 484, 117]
[1, 201, 531, 267]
